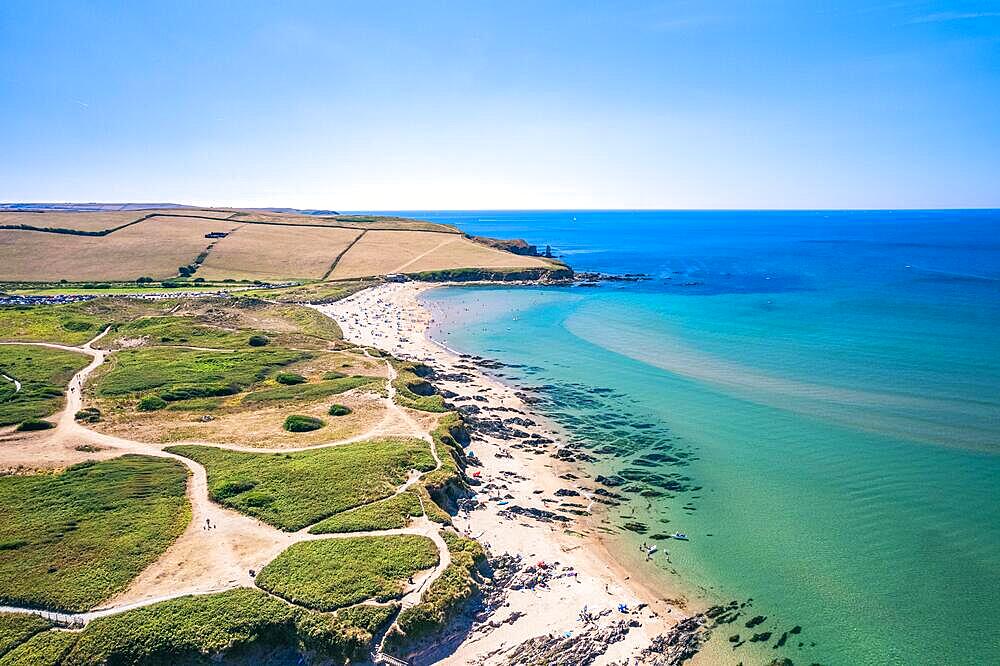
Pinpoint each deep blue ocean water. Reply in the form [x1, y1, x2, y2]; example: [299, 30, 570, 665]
[377, 210, 1000, 665]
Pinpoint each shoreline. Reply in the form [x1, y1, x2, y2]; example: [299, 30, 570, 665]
[320, 282, 700, 665]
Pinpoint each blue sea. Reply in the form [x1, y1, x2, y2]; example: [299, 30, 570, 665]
[381, 210, 1000, 665]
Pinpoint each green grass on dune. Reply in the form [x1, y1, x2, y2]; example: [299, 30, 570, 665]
[238, 280, 371, 305]
[241, 376, 377, 404]
[93, 347, 307, 398]
[0, 304, 105, 346]
[0, 455, 191, 612]
[256, 536, 439, 611]
[166, 438, 436, 531]
[62, 588, 298, 666]
[101, 315, 266, 350]
[392, 530, 486, 642]
[309, 492, 424, 534]
[391, 363, 446, 413]
[413, 485, 451, 525]
[422, 412, 468, 495]
[63, 588, 392, 665]
[333, 604, 398, 635]
[0, 345, 89, 426]
[0, 630, 77, 666]
[265, 304, 344, 340]
[0, 614, 52, 659]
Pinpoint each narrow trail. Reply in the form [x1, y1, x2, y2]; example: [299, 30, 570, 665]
[1, 374, 20, 393]
[391, 237, 459, 274]
[159, 359, 406, 455]
[0, 324, 453, 633]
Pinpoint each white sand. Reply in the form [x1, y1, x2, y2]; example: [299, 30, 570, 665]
[319, 283, 687, 665]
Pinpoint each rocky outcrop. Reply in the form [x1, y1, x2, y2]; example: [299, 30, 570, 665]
[408, 266, 573, 283]
[637, 615, 709, 665]
[470, 236, 539, 256]
[501, 619, 633, 665]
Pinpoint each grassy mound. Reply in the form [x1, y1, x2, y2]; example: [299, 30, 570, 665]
[59, 588, 395, 665]
[62, 588, 298, 666]
[0, 614, 52, 659]
[167, 438, 436, 531]
[309, 492, 423, 534]
[275, 372, 306, 385]
[137, 395, 166, 411]
[0, 455, 190, 612]
[0, 630, 77, 666]
[334, 604, 397, 635]
[283, 414, 325, 432]
[420, 412, 470, 512]
[0, 303, 105, 345]
[103, 316, 267, 350]
[93, 347, 307, 398]
[0, 345, 89, 426]
[392, 363, 445, 412]
[328, 403, 351, 416]
[14, 419, 54, 432]
[391, 530, 486, 643]
[241, 376, 376, 404]
[256, 535, 439, 611]
[73, 407, 101, 423]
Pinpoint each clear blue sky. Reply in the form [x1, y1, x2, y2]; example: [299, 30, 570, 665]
[1, 1, 998, 209]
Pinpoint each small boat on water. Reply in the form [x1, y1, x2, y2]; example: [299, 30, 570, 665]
[671, 533, 689, 540]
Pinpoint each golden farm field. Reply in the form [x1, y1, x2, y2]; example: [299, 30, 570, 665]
[0, 209, 235, 232]
[0, 217, 240, 281]
[329, 230, 550, 279]
[197, 224, 362, 281]
[0, 208, 563, 283]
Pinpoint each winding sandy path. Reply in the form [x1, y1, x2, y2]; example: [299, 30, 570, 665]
[0, 326, 453, 627]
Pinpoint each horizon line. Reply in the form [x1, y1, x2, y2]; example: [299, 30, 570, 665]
[2, 202, 999, 214]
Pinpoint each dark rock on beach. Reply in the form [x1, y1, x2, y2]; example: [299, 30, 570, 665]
[638, 614, 708, 665]
[502, 619, 632, 665]
[498, 505, 571, 523]
[595, 474, 626, 487]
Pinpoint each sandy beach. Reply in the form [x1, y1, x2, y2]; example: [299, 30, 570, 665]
[320, 283, 694, 665]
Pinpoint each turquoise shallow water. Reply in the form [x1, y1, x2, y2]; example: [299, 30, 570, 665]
[402, 210, 1000, 665]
